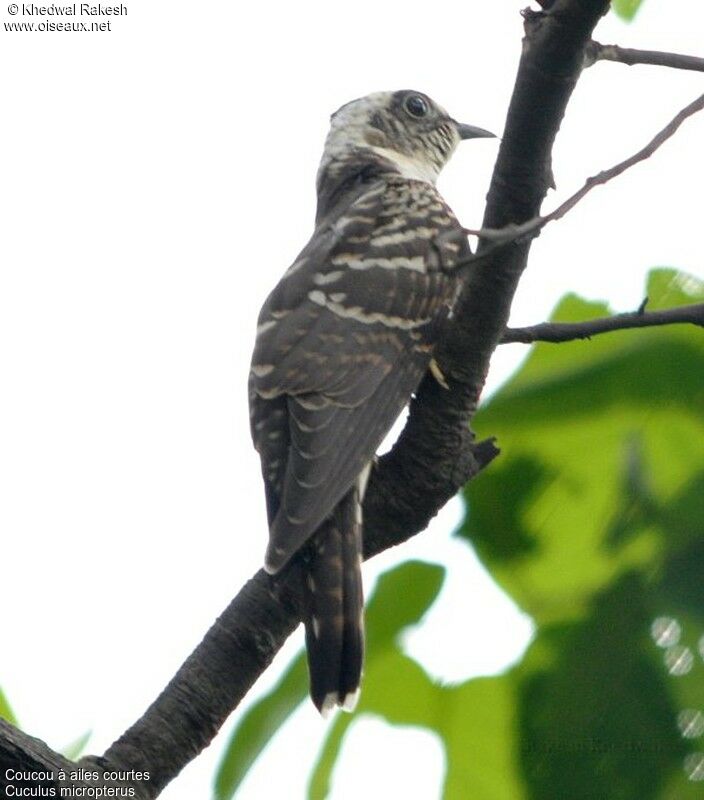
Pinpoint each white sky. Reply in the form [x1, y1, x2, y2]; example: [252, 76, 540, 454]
[1, 1, 703, 798]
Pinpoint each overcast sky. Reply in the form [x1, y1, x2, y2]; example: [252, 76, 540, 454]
[1, 1, 703, 797]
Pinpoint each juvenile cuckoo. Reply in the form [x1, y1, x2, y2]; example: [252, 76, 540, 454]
[249, 90, 493, 715]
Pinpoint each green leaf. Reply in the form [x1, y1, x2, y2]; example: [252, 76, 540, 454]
[457, 268, 704, 798]
[308, 652, 525, 799]
[214, 560, 446, 800]
[612, 0, 645, 21]
[518, 575, 684, 800]
[645, 268, 704, 312]
[305, 560, 525, 799]
[442, 676, 523, 800]
[215, 268, 704, 800]
[460, 269, 704, 624]
[308, 712, 354, 800]
[0, 687, 18, 726]
[364, 559, 446, 650]
[213, 653, 309, 800]
[62, 730, 92, 761]
[304, 562, 446, 797]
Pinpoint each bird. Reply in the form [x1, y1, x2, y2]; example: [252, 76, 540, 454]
[248, 90, 494, 716]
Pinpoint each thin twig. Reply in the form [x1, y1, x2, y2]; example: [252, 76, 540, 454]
[462, 92, 704, 250]
[586, 40, 704, 72]
[502, 303, 704, 344]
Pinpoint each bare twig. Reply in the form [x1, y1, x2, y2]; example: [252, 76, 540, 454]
[463, 92, 704, 250]
[586, 40, 704, 72]
[502, 303, 704, 344]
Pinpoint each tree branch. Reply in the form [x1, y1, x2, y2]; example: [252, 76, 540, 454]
[102, 0, 611, 790]
[464, 92, 704, 248]
[0, 719, 149, 800]
[1, 1, 628, 795]
[586, 40, 704, 72]
[502, 303, 704, 344]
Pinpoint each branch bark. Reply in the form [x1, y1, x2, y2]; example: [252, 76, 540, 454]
[0, 719, 148, 800]
[502, 302, 704, 344]
[0, 1, 623, 795]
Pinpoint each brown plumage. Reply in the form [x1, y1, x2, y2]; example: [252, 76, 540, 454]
[248, 90, 493, 715]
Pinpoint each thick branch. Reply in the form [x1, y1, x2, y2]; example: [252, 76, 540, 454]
[103, 1, 611, 790]
[502, 303, 704, 344]
[80, 0, 615, 792]
[1, 1, 614, 795]
[586, 40, 704, 72]
[0, 720, 148, 799]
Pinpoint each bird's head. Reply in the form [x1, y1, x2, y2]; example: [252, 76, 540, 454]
[319, 89, 495, 185]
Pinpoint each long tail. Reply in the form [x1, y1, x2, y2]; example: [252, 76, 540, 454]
[302, 485, 364, 716]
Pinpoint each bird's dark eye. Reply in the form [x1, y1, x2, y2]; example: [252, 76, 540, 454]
[404, 94, 428, 119]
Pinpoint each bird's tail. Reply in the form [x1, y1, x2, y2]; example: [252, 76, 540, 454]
[302, 485, 364, 716]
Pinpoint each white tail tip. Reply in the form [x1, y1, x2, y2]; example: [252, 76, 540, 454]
[320, 692, 338, 719]
[342, 688, 360, 713]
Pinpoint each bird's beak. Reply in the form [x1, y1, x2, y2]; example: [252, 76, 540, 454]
[455, 122, 496, 140]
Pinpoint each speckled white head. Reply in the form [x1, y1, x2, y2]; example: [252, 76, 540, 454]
[319, 90, 494, 185]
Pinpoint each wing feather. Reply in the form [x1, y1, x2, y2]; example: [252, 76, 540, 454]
[264, 348, 426, 572]
[251, 175, 465, 573]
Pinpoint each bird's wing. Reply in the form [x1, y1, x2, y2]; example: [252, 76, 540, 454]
[249, 177, 466, 572]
